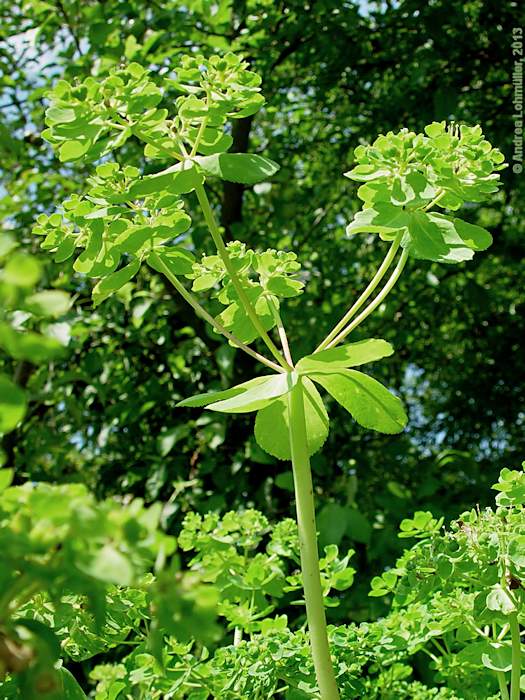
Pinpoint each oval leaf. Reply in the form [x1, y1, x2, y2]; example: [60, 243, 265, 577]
[0, 374, 27, 434]
[311, 369, 407, 434]
[128, 163, 203, 198]
[254, 378, 329, 459]
[346, 203, 410, 236]
[195, 153, 280, 185]
[147, 248, 195, 276]
[178, 372, 297, 413]
[208, 372, 297, 413]
[92, 259, 141, 307]
[297, 339, 394, 375]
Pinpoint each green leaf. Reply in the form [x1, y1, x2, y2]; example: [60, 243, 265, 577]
[297, 339, 394, 374]
[3, 254, 41, 287]
[424, 121, 446, 138]
[344, 164, 391, 181]
[157, 425, 191, 457]
[16, 618, 62, 661]
[178, 373, 296, 412]
[0, 374, 26, 434]
[59, 140, 91, 162]
[310, 369, 407, 434]
[74, 227, 121, 277]
[265, 275, 304, 298]
[197, 133, 234, 156]
[147, 248, 195, 276]
[481, 642, 513, 672]
[346, 203, 410, 236]
[54, 235, 77, 263]
[61, 668, 89, 699]
[254, 378, 329, 459]
[453, 217, 493, 251]
[25, 290, 71, 317]
[486, 584, 516, 615]
[79, 544, 134, 586]
[128, 163, 204, 198]
[345, 508, 372, 545]
[398, 510, 443, 538]
[207, 372, 298, 413]
[92, 259, 141, 306]
[194, 153, 280, 185]
[0, 468, 14, 491]
[0, 234, 18, 259]
[178, 383, 256, 409]
[405, 211, 492, 263]
[217, 289, 275, 344]
[45, 105, 77, 124]
[0, 323, 65, 363]
[492, 467, 525, 506]
[508, 535, 525, 572]
[317, 503, 349, 548]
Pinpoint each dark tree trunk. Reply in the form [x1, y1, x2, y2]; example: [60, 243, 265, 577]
[220, 115, 254, 237]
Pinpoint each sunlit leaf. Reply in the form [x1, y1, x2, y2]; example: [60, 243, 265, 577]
[194, 153, 280, 185]
[0, 374, 26, 434]
[254, 378, 329, 459]
[92, 260, 141, 306]
[310, 369, 407, 434]
[297, 339, 394, 374]
[179, 373, 297, 414]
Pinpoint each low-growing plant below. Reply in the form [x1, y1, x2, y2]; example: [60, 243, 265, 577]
[1, 50, 509, 698]
[2, 460, 524, 698]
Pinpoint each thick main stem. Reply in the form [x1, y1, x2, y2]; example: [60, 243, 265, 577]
[315, 233, 402, 353]
[194, 183, 290, 370]
[287, 381, 340, 700]
[509, 611, 521, 700]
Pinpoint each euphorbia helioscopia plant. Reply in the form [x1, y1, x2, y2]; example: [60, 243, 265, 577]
[36, 52, 505, 699]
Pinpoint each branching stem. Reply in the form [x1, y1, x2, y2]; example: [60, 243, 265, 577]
[131, 125, 184, 162]
[315, 233, 403, 353]
[424, 188, 446, 211]
[268, 296, 294, 366]
[194, 183, 291, 370]
[149, 252, 283, 373]
[325, 248, 409, 349]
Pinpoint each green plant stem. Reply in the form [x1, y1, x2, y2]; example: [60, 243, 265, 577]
[424, 188, 446, 211]
[267, 296, 294, 365]
[497, 671, 510, 700]
[509, 611, 521, 700]
[325, 248, 409, 349]
[190, 91, 210, 157]
[190, 112, 209, 157]
[149, 252, 283, 373]
[315, 233, 403, 353]
[287, 381, 340, 700]
[126, 122, 184, 162]
[194, 183, 291, 370]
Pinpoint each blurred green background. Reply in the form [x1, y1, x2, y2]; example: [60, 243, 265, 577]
[1, 0, 524, 618]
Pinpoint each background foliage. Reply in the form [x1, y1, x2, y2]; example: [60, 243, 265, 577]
[0, 0, 523, 695]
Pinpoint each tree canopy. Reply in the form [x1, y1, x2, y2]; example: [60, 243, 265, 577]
[1, 0, 523, 610]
